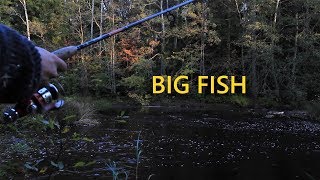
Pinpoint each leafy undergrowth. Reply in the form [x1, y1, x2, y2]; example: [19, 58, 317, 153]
[0, 98, 144, 179]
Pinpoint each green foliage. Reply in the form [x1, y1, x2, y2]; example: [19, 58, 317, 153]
[229, 95, 251, 107]
[59, 67, 86, 96]
[71, 132, 94, 142]
[1, 0, 320, 104]
[18, 114, 48, 132]
[121, 75, 146, 91]
[73, 161, 86, 168]
[128, 93, 151, 106]
[11, 141, 31, 155]
[120, 58, 154, 95]
[73, 161, 96, 169]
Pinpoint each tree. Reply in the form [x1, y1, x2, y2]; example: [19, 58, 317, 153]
[19, 0, 30, 40]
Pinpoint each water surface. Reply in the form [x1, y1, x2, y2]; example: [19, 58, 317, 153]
[2, 105, 320, 179]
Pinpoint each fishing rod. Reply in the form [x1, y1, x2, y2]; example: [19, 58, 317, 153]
[1, 0, 195, 123]
[53, 0, 195, 60]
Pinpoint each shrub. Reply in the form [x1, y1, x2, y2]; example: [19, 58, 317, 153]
[229, 95, 250, 107]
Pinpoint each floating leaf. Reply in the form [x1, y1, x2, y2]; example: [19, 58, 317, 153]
[35, 159, 44, 166]
[86, 161, 97, 166]
[120, 111, 125, 117]
[73, 160, 96, 168]
[74, 161, 86, 168]
[50, 161, 57, 167]
[51, 161, 64, 170]
[72, 133, 81, 141]
[115, 120, 127, 124]
[39, 167, 48, 174]
[63, 115, 77, 122]
[83, 137, 94, 142]
[62, 127, 70, 134]
[86, 161, 96, 166]
[58, 162, 64, 170]
[24, 163, 38, 172]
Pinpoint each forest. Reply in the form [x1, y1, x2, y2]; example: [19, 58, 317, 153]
[1, 0, 320, 106]
[1, 1, 320, 179]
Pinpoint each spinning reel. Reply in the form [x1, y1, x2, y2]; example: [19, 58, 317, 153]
[2, 84, 64, 123]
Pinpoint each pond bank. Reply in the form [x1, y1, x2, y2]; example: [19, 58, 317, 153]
[91, 96, 315, 121]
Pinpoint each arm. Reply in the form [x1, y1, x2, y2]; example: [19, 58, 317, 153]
[0, 24, 67, 103]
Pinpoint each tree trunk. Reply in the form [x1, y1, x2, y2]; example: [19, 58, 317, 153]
[274, 0, 281, 25]
[160, 0, 166, 75]
[90, 0, 95, 39]
[270, 0, 281, 98]
[252, 51, 258, 99]
[234, 0, 241, 19]
[200, 1, 206, 75]
[227, 5, 232, 75]
[110, 0, 116, 94]
[234, 0, 245, 73]
[20, 0, 30, 40]
[173, 0, 178, 50]
[250, 4, 259, 99]
[76, 1, 88, 95]
[99, 0, 103, 53]
[291, 13, 299, 89]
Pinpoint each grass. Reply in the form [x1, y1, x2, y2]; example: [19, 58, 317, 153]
[106, 161, 129, 180]
[135, 132, 143, 180]
[106, 132, 143, 180]
[61, 97, 98, 126]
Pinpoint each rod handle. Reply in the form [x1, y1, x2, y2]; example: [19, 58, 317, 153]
[52, 46, 78, 60]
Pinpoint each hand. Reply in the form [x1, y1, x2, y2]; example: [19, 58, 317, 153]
[36, 47, 67, 83]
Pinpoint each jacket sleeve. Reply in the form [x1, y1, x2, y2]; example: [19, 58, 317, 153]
[0, 24, 41, 103]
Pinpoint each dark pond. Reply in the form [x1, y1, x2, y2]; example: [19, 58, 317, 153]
[2, 104, 320, 180]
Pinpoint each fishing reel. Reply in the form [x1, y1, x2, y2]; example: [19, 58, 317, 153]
[2, 84, 64, 123]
